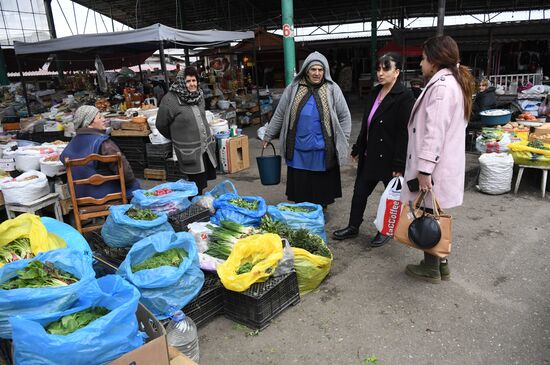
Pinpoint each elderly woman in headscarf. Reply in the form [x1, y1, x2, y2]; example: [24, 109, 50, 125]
[263, 51, 352, 208]
[156, 67, 217, 195]
[60, 105, 140, 199]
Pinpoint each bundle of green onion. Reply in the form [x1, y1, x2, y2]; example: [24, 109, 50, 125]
[205, 221, 259, 260]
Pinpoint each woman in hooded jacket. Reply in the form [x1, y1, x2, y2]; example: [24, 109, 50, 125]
[262, 51, 352, 208]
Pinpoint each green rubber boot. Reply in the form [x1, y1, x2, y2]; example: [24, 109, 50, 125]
[420, 260, 450, 281]
[406, 261, 441, 284]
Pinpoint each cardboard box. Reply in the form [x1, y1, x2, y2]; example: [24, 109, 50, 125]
[227, 135, 250, 174]
[109, 304, 169, 365]
[168, 347, 199, 365]
[529, 123, 550, 143]
[218, 137, 230, 173]
[59, 198, 72, 215]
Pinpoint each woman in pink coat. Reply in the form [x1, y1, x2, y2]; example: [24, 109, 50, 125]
[401, 36, 475, 283]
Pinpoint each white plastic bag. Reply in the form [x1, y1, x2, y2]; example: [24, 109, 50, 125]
[0, 170, 49, 204]
[477, 153, 514, 195]
[257, 123, 268, 140]
[373, 177, 403, 237]
[187, 222, 212, 253]
[475, 133, 512, 153]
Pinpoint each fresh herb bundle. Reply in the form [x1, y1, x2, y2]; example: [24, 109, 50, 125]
[126, 207, 158, 221]
[205, 221, 258, 260]
[0, 237, 33, 264]
[289, 229, 331, 258]
[236, 262, 255, 275]
[131, 248, 187, 273]
[0, 261, 78, 290]
[229, 198, 259, 210]
[279, 205, 316, 213]
[45, 307, 110, 335]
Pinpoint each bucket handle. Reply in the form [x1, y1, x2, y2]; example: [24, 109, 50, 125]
[261, 142, 277, 157]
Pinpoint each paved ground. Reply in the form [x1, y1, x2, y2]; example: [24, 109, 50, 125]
[171, 96, 550, 365]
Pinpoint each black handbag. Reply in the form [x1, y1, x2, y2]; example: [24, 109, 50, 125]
[407, 191, 441, 249]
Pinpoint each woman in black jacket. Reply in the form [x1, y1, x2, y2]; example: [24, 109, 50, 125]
[471, 79, 497, 121]
[333, 53, 414, 246]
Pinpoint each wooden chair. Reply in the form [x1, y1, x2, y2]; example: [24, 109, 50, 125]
[65, 153, 128, 233]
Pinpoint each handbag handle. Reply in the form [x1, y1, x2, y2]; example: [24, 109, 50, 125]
[261, 142, 277, 157]
[409, 190, 442, 219]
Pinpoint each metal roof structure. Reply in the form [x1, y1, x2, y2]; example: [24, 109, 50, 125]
[70, 0, 550, 32]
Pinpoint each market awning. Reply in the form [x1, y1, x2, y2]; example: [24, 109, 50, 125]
[377, 42, 423, 58]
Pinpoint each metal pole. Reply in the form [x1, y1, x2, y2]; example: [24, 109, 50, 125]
[44, 0, 63, 80]
[138, 63, 144, 84]
[184, 48, 190, 67]
[370, 0, 377, 86]
[159, 41, 170, 86]
[0, 45, 9, 86]
[252, 37, 261, 107]
[281, 0, 296, 86]
[436, 0, 446, 36]
[110, 5, 115, 31]
[486, 28, 493, 77]
[16, 55, 31, 117]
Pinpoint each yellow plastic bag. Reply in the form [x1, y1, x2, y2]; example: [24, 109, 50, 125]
[0, 213, 66, 267]
[217, 233, 284, 292]
[508, 141, 550, 167]
[291, 247, 333, 295]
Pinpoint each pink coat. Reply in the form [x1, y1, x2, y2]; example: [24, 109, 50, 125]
[400, 68, 467, 209]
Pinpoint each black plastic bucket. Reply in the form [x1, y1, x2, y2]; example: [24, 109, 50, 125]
[256, 142, 281, 185]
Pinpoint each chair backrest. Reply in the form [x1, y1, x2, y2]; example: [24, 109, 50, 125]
[65, 153, 128, 233]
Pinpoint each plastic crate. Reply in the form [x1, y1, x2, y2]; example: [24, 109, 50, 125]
[147, 156, 168, 169]
[182, 272, 224, 327]
[84, 230, 129, 266]
[168, 204, 211, 232]
[223, 271, 300, 330]
[92, 255, 118, 277]
[146, 143, 173, 159]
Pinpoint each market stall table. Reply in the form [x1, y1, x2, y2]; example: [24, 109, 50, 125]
[4, 192, 63, 221]
[513, 164, 549, 198]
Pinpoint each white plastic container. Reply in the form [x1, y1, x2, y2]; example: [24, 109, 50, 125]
[166, 311, 199, 363]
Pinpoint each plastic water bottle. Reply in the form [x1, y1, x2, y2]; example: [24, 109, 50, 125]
[166, 310, 200, 362]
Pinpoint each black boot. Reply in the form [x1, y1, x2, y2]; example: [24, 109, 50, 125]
[370, 232, 391, 247]
[332, 226, 359, 240]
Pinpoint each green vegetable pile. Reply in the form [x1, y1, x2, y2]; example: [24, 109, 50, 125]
[528, 140, 549, 150]
[259, 216, 331, 258]
[279, 205, 316, 213]
[45, 307, 110, 335]
[131, 248, 188, 273]
[0, 261, 78, 290]
[126, 207, 158, 221]
[205, 221, 258, 260]
[0, 237, 33, 264]
[229, 198, 259, 210]
[236, 262, 255, 275]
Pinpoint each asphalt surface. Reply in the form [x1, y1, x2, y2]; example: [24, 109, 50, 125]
[176, 96, 550, 365]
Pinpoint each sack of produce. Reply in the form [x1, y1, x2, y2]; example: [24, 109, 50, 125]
[117, 231, 204, 319]
[101, 204, 174, 248]
[131, 180, 198, 215]
[10, 275, 144, 365]
[475, 129, 512, 153]
[212, 193, 267, 227]
[191, 179, 237, 214]
[477, 153, 514, 195]
[40, 154, 66, 177]
[0, 170, 49, 205]
[259, 216, 332, 295]
[217, 233, 284, 292]
[0, 249, 95, 338]
[267, 202, 327, 241]
[0, 213, 67, 267]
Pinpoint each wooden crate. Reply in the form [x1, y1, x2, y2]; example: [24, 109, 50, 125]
[111, 128, 150, 137]
[121, 121, 149, 131]
[144, 168, 167, 181]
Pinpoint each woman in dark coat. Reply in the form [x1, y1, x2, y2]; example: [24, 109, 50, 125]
[471, 79, 496, 121]
[333, 53, 414, 246]
[156, 67, 217, 195]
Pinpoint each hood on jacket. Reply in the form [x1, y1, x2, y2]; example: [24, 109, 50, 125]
[293, 51, 333, 85]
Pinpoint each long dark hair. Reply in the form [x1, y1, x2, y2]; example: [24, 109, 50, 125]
[423, 36, 475, 119]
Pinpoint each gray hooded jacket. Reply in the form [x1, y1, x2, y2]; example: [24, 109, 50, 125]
[264, 51, 352, 167]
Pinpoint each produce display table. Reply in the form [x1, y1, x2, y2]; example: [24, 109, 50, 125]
[4, 192, 63, 221]
[514, 164, 549, 198]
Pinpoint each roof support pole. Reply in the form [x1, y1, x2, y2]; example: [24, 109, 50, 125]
[159, 41, 170, 87]
[436, 0, 446, 36]
[281, 0, 296, 86]
[370, 0, 377, 86]
[185, 49, 190, 67]
[486, 28, 493, 77]
[44, 0, 63, 80]
[252, 36, 261, 107]
[0, 46, 9, 86]
[16, 55, 31, 117]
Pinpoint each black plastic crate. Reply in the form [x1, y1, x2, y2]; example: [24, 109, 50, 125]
[84, 230, 129, 266]
[147, 156, 168, 169]
[168, 204, 211, 232]
[111, 136, 149, 148]
[223, 271, 300, 330]
[146, 143, 173, 159]
[182, 272, 224, 327]
[166, 160, 182, 181]
[92, 255, 118, 277]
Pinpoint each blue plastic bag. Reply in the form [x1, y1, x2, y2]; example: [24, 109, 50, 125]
[41, 217, 92, 255]
[205, 179, 237, 197]
[10, 275, 144, 365]
[212, 193, 267, 227]
[101, 204, 174, 248]
[117, 231, 204, 319]
[0, 249, 95, 339]
[268, 202, 327, 241]
[131, 179, 198, 215]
